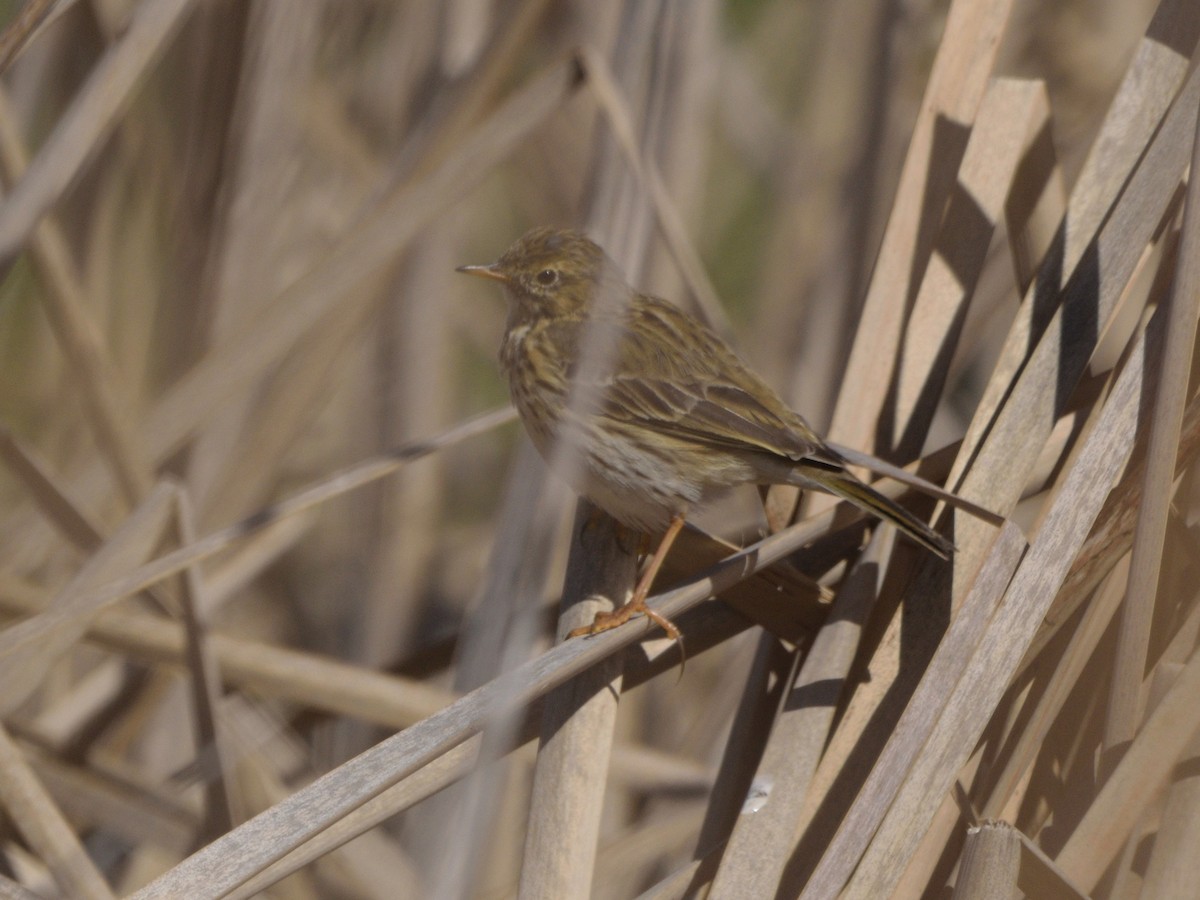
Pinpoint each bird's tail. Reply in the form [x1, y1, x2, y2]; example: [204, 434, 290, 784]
[792, 465, 954, 559]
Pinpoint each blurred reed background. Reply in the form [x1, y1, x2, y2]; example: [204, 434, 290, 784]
[0, 0, 1195, 897]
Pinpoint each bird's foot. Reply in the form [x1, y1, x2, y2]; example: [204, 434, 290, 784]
[567, 514, 687, 674]
[567, 594, 681, 643]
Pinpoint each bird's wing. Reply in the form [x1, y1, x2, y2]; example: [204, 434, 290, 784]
[563, 297, 839, 466]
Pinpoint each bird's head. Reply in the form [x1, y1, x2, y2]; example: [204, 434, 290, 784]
[456, 227, 615, 321]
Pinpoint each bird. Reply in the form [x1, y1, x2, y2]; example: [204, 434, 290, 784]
[457, 226, 952, 640]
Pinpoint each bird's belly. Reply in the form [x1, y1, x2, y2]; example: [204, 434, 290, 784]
[545, 414, 758, 532]
[575, 434, 697, 532]
[502, 335, 759, 532]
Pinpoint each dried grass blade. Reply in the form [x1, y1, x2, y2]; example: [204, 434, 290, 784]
[1140, 691, 1200, 895]
[953, 821, 1019, 900]
[1103, 82, 1200, 750]
[82, 607, 454, 728]
[0, 426, 102, 550]
[890, 77, 1052, 458]
[1064, 0, 1200, 271]
[201, 512, 311, 612]
[1014, 827, 1090, 900]
[0, 0, 197, 265]
[1004, 106, 1066, 294]
[0, 482, 175, 716]
[828, 0, 1015, 453]
[126, 515, 865, 900]
[191, 267, 384, 525]
[981, 553, 1131, 819]
[1035, 387, 1200, 656]
[78, 407, 515, 615]
[0, 85, 151, 504]
[799, 521, 1026, 899]
[223, 604, 741, 899]
[663, 525, 830, 641]
[518, 512, 633, 900]
[710, 529, 895, 898]
[140, 62, 575, 464]
[1056, 639, 1200, 889]
[0, 725, 114, 899]
[959, 0, 1200, 475]
[211, 599, 751, 899]
[0, 0, 63, 72]
[225, 738, 483, 900]
[169, 488, 236, 839]
[578, 47, 731, 337]
[0, 572, 454, 732]
[25, 749, 197, 855]
[820, 310, 1160, 899]
[946, 58, 1200, 567]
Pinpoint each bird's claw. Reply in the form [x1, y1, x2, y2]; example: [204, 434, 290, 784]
[566, 596, 682, 644]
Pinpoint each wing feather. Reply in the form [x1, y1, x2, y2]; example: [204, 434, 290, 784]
[563, 296, 838, 466]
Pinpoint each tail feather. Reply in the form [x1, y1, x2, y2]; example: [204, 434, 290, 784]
[795, 466, 954, 559]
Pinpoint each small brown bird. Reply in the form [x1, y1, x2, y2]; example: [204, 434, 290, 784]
[458, 227, 951, 640]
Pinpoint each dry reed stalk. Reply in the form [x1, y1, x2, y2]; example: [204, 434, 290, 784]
[827, 0, 1015, 458]
[517, 510, 632, 899]
[0, 580, 455, 727]
[960, 0, 1199, 474]
[770, 6, 1034, 882]
[0, 724, 114, 899]
[0, 0, 198, 265]
[709, 529, 894, 898]
[0, 86, 151, 506]
[1139, 696, 1200, 895]
[219, 603, 735, 898]
[518, 9, 720, 893]
[1057, 640, 1200, 890]
[953, 821, 1020, 900]
[127, 513, 871, 898]
[0, 0, 61, 73]
[166, 490, 235, 840]
[24, 749, 198, 855]
[1103, 61, 1200, 753]
[0, 483, 175, 715]
[889, 77, 1052, 458]
[840, 302, 1155, 894]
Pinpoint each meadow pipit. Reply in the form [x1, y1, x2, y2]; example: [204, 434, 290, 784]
[458, 227, 952, 640]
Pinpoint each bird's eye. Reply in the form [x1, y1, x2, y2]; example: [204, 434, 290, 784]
[536, 269, 558, 286]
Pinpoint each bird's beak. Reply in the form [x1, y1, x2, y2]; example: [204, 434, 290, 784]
[455, 263, 510, 284]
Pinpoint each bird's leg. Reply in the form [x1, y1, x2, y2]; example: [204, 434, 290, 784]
[568, 514, 685, 642]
